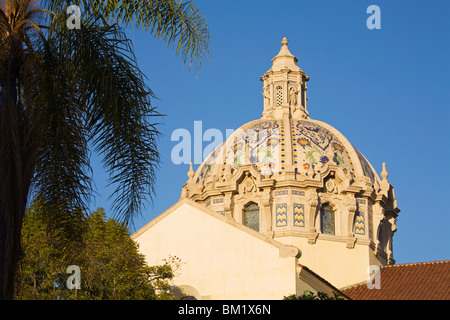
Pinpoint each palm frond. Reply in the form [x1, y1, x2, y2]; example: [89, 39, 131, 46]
[41, 14, 161, 225]
[43, 0, 210, 71]
[24, 24, 93, 214]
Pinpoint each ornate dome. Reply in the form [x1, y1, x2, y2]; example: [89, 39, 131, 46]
[181, 38, 399, 264]
[191, 37, 379, 189]
[193, 118, 379, 187]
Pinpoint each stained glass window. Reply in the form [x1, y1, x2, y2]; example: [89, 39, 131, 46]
[243, 203, 260, 232]
[320, 204, 335, 235]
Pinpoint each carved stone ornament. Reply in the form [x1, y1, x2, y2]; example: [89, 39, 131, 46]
[325, 179, 337, 194]
[241, 174, 256, 194]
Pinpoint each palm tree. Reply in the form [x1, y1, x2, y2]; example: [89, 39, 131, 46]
[0, 0, 209, 299]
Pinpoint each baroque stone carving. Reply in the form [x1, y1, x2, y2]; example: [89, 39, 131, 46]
[240, 174, 256, 194]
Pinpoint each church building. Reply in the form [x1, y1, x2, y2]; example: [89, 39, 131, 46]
[131, 38, 402, 300]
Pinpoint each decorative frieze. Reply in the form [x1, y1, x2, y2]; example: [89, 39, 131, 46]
[274, 190, 289, 196]
[276, 204, 288, 227]
[292, 190, 305, 196]
[293, 204, 305, 227]
[354, 210, 365, 235]
[355, 198, 366, 235]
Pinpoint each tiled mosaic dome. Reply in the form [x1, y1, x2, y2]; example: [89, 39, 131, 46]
[192, 37, 380, 190]
[182, 38, 399, 268]
[194, 118, 379, 186]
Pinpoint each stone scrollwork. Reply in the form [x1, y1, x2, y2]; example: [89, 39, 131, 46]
[305, 189, 319, 244]
[325, 179, 337, 194]
[241, 174, 256, 194]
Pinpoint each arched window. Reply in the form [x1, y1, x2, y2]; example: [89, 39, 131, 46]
[243, 203, 260, 232]
[320, 204, 335, 235]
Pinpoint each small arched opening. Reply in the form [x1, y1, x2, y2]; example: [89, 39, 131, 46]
[320, 203, 335, 235]
[243, 202, 260, 232]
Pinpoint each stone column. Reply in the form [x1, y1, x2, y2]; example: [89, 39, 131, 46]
[270, 82, 274, 110]
[260, 188, 273, 233]
[345, 201, 358, 249]
[283, 74, 289, 107]
[223, 192, 234, 219]
[305, 189, 319, 244]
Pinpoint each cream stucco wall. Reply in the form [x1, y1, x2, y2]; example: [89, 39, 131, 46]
[132, 200, 304, 300]
[275, 236, 378, 288]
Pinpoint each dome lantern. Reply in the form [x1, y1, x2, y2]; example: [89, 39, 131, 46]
[261, 37, 310, 120]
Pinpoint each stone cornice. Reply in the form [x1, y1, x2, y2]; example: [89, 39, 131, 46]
[269, 230, 372, 247]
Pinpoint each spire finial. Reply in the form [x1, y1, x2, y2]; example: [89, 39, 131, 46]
[307, 163, 315, 178]
[261, 38, 309, 120]
[381, 162, 388, 181]
[244, 138, 250, 164]
[187, 162, 195, 180]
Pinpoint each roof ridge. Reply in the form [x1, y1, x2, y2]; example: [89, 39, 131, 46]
[298, 264, 351, 299]
[339, 280, 368, 291]
[381, 260, 450, 269]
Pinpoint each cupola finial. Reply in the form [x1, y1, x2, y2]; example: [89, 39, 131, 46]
[187, 162, 195, 180]
[381, 162, 389, 181]
[260, 38, 310, 120]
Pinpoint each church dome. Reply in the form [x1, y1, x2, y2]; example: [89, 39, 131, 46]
[192, 37, 379, 189]
[193, 117, 379, 187]
[181, 38, 399, 265]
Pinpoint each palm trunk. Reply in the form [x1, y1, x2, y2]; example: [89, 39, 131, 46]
[0, 205, 7, 300]
[0, 203, 23, 300]
[0, 49, 31, 300]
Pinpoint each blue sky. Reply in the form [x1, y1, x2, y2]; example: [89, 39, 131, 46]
[89, 0, 449, 265]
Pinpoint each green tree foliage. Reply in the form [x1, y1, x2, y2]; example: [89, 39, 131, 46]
[0, 0, 208, 299]
[15, 202, 181, 300]
[283, 290, 346, 300]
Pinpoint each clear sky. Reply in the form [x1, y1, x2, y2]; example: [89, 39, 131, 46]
[89, 0, 450, 265]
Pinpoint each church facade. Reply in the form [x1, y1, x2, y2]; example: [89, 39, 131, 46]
[131, 38, 400, 300]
